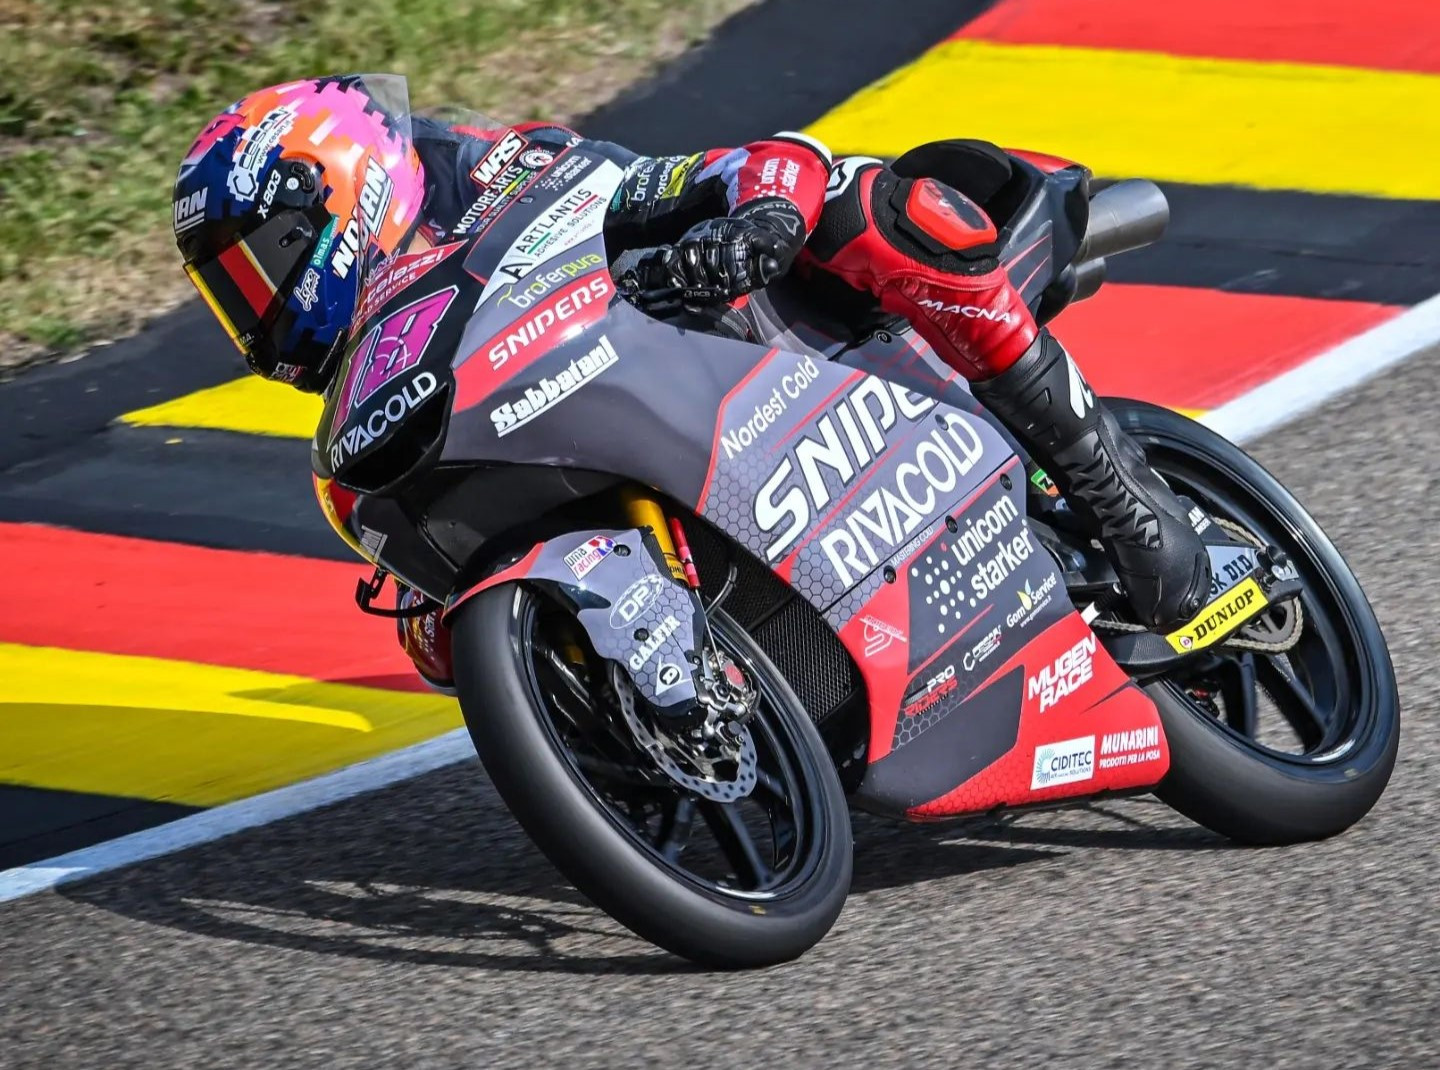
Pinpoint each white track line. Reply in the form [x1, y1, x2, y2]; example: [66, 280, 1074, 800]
[3, 293, 1439, 907]
[1202, 289, 1440, 443]
[0, 730, 474, 904]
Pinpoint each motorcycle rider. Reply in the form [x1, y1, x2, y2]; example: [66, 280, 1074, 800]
[173, 75, 1212, 684]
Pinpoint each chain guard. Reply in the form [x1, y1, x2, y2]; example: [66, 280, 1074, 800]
[1091, 516, 1304, 654]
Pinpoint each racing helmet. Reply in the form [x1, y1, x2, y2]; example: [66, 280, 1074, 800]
[173, 74, 426, 393]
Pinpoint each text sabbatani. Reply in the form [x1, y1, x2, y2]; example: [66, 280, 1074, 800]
[490, 336, 619, 437]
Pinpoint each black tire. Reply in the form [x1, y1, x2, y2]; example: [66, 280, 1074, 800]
[1112, 399, 1399, 845]
[450, 583, 852, 968]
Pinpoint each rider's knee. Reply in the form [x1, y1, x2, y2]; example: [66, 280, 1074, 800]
[801, 153, 1037, 379]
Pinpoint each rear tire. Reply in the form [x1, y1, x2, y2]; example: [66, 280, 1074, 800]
[1149, 680, 1397, 844]
[1112, 400, 1399, 845]
[451, 584, 852, 967]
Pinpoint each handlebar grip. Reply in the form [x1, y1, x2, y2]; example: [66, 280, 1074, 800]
[610, 247, 659, 284]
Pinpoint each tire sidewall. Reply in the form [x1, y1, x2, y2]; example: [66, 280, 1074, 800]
[450, 584, 852, 967]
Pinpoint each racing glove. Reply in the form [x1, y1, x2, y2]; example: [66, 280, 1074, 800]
[621, 216, 787, 310]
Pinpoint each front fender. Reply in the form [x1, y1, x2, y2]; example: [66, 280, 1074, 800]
[445, 527, 706, 713]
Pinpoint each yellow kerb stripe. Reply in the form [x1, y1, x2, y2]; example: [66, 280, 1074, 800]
[122, 375, 323, 438]
[0, 643, 460, 807]
[805, 40, 1440, 200]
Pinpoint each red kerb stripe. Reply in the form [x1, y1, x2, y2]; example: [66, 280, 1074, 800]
[956, 0, 1440, 73]
[0, 523, 427, 690]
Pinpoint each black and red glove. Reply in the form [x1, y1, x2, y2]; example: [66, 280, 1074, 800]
[621, 213, 793, 311]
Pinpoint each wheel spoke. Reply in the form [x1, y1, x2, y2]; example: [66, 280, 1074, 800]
[574, 752, 661, 791]
[1224, 653, 1259, 738]
[747, 719, 803, 865]
[1292, 590, 1352, 749]
[544, 677, 635, 760]
[1256, 655, 1329, 750]
[753, 767, 788, 801]
[746, 764, 800, 864]
[701, 801, 772, 889]
[654, 796, 698, 862]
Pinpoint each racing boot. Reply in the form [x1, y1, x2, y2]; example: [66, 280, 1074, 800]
[972, 331, 1212, 630]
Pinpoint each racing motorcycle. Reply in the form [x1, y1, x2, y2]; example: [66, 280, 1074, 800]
[314, 100, 1399, 968]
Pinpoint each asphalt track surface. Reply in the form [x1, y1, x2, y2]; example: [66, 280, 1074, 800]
[2, 343, 1435, 1065]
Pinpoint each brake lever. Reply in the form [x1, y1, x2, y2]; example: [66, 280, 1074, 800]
[611, 246, 689, 315]
[617, 278, 688, 317]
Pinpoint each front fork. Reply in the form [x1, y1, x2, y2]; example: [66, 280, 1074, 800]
[618, 489, 751, 725]
[620, 487, 699, 589]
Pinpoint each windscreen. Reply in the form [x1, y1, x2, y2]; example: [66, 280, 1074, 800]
[414, 104, 511, 138]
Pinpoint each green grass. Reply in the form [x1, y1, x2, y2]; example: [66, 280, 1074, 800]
[0, 0, 754, 371]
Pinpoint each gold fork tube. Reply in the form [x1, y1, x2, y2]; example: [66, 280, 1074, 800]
[620, 487, 685, 582]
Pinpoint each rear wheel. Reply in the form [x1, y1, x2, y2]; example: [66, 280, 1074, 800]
[451, 583, 852, 968]
[1112, 400, 1399, 844]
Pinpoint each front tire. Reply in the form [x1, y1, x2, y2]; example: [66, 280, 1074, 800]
[451, 583, 852, 968]
[1112, 400, 1400, 845]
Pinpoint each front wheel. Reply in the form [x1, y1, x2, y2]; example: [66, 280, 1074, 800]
[1112, 400, 1400, 845]
[450, 584, 852, 968]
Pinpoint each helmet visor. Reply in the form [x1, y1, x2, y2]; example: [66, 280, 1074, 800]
[183, 206, 327, 368]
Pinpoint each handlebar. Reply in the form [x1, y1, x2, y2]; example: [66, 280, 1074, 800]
[610, 246, 655, 287]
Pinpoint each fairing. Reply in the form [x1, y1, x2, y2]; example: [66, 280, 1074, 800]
[998, 153, 1089, 309]
[310, 139, 1169, 819]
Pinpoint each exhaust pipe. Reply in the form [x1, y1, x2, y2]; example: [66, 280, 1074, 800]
[1075, 179, 1169, 263]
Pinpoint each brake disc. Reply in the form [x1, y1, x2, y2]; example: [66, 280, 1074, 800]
[610, 664, 757, 803]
